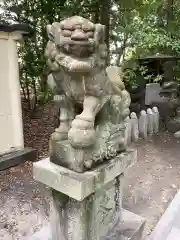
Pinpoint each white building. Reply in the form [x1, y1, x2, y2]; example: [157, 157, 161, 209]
[0, 24, 36, 169]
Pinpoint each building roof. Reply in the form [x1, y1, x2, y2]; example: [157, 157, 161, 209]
[0, 23, 34, 36]
[139, 53, 180, 61]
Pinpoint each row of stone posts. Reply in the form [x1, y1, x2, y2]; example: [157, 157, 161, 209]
[124, 106, 159, 145]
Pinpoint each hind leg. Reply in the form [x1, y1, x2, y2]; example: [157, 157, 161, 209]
[51, 95, 75, 141]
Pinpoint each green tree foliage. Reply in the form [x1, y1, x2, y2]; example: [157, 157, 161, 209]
[1, 0, 180, 109]
[0, 0, 112, 109]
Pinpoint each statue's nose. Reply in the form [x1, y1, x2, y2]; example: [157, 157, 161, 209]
[71, 29, 88, 41]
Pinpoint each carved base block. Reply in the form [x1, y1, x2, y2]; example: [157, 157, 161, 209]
[50, 122, 126, 173]
[33, 149, 139, 240]
[34, 149, 136, 201]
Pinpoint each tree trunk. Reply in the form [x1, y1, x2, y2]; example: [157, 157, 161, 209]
[93, 0, 100, 23]
[25, 73, 31, 110]
[115, 34, 128, 66]
[166, 0, 174, 53]
[167, 0, 174, 29]
[20, 80, 26, 100]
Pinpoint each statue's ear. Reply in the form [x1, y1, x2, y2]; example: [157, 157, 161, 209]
[46, 24, 54, 41]
[94, 24, 106, 44]
[47, 22, 61, 42]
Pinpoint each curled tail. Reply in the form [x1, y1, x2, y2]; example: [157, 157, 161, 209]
[106, 66, 125, 93]
[121, 89, 131, 118]
[106, 66, 131, 119]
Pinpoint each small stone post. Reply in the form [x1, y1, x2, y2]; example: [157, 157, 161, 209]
[124, 116, 131, 146]
[147, 108, 154, 136]
[152, 106, 159, 134]
[130, 112, 139, 142]
[139, 110, 148, 139]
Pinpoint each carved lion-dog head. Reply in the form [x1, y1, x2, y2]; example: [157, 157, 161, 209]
[45, 16, 107, 73]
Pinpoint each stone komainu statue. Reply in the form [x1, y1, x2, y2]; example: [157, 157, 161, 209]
[45, 16, 131, 172]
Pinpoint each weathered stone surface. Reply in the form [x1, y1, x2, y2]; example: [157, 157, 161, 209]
[147, 108, 154, 136]
[35, 170, 126, 240]
[34, 149, 137, 201]
[139, 110, 148, 139]
[86, 178, 122, 239]
[130, 112, 139, 142]
[30, 209, 146, 240]
[35, 151, 137, 240]
[124, 116, 131, 146]
[50, 123, 126, 173]
[51, 190, 88, 240]
[152, 106, 159, 134]
[106, 209, 146, 240]
[45, 16, 131, 172]
[145, 83, 161, 106]
[33, 15, 144, 240]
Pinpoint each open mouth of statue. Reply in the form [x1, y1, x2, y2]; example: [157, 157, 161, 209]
[61, 41, 94, 58]
[57, 26, 96, 71]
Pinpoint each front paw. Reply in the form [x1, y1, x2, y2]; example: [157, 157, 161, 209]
[71, 118, 94, 129]
[68, 127, 96, 148]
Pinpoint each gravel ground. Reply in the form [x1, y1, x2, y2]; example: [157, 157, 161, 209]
[0, 162, 51, 240]
[124, 132, 180, 238]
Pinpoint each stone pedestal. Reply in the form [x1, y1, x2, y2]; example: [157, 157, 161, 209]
[33, 149, 145, 240]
